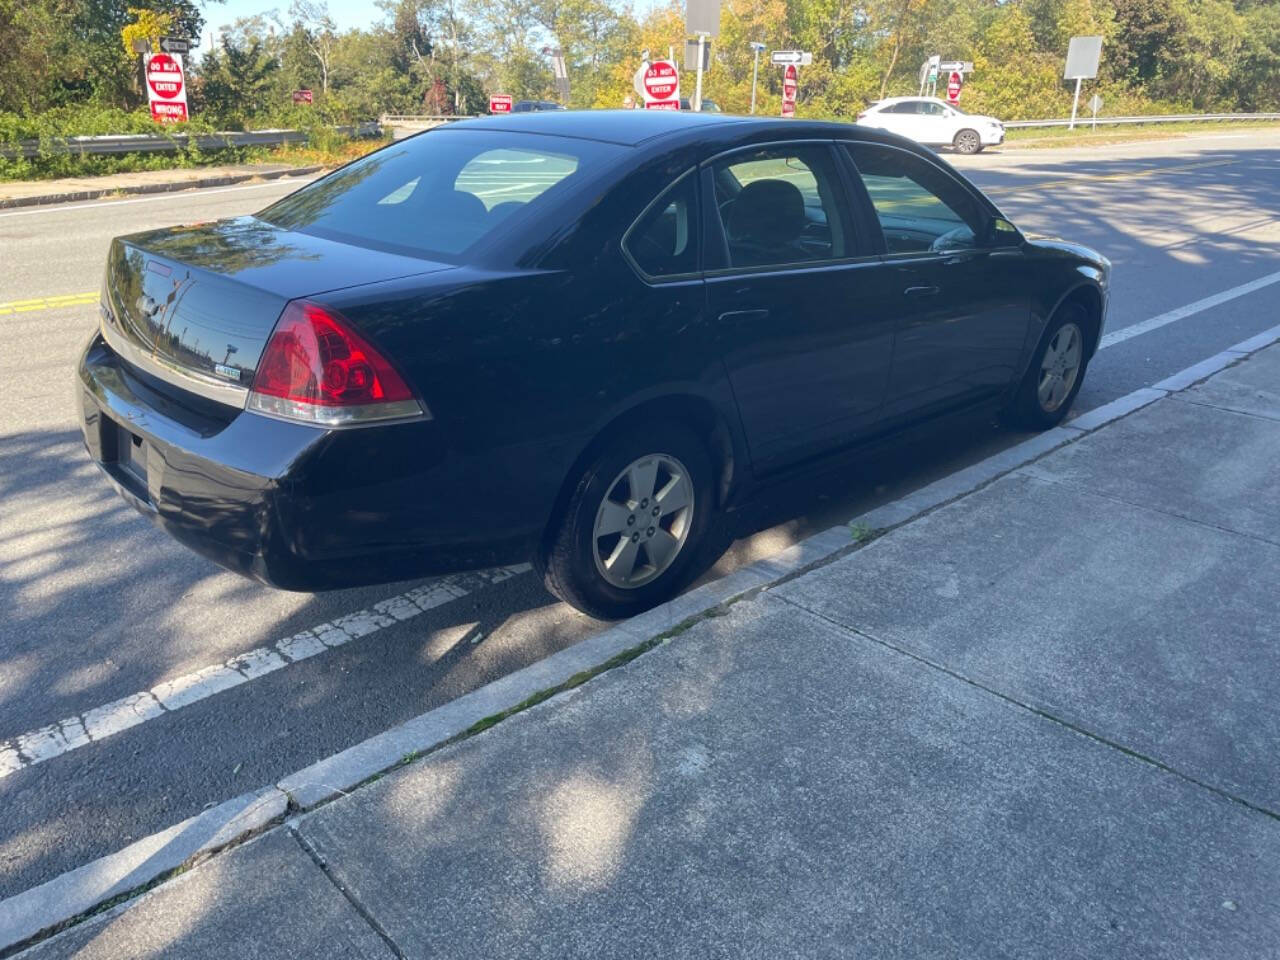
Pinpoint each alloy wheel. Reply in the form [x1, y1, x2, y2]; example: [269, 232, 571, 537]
[592, 453, 695, 589]
[1037, 321, 1083, 412]
[956, 130, 980, 154]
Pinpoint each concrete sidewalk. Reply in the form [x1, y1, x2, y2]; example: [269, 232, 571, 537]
[0, 163, 320, 209]
[19, 346, 1280, 958]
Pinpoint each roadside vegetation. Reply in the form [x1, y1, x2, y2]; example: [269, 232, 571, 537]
[1, 0, 1278, 179]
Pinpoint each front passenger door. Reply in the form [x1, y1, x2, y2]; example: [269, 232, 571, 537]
[843, 142, 1031, 420]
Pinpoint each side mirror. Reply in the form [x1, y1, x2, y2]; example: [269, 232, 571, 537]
[987, 217, 1022, 247]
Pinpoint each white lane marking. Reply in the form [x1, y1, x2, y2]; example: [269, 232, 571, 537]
[0, 178, 316, 220]
[0, 563, 531, 779]
[1099, 269, 1280, 350]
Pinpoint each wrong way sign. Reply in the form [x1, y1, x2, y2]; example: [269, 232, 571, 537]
[489, 93, 513, 114]
[145, 52, 188, 123]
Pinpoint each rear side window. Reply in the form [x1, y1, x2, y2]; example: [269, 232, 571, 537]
[258, 131, 621, 261]
[844, 143, 986, 255]
[710, 145, 850, 269]
[623, 172, 699, 279]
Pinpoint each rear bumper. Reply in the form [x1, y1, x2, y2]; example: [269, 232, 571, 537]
[77, 335, 542, 590]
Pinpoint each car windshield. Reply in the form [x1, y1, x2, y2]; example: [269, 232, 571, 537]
[257, 130, 623, 261]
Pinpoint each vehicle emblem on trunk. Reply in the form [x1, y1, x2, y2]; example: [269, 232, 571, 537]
[214, 363, 242, 381]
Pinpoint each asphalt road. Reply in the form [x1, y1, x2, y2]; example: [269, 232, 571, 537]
[1, 128, 1278, 901]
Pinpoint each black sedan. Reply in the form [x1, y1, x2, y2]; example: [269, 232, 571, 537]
[78, 110, 1109, 619]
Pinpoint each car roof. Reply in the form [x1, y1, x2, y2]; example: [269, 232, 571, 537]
[435, 109, 924, 154]
[877, 96, 945, 105]
[442, 109, 754, 146]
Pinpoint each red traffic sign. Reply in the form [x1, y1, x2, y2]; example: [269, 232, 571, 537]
[643, 60, 679, 102]
[292, 89, 313, 104]
[781, 63, 797, 118]
[146, 53, 184, 99]
[489, 93, 513, 114]
[146, 53, 188, 123]
[946, 70, 963, 103]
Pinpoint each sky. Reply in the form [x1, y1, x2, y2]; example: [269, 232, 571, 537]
[198, 0, 384, 55]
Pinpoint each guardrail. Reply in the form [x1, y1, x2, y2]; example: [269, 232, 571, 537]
[0, 122, 383, 159]
[1004, 112, 1280, 129]
[379, 115, 472, 124]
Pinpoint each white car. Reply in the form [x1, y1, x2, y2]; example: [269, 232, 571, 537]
[855, 97, 1004, 154]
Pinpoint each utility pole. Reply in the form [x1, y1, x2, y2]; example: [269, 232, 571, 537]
[749, 41, 765, 114]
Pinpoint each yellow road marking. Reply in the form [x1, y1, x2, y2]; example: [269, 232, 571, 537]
[990, 158, 1236, 196]
[0, 292, 98, 316]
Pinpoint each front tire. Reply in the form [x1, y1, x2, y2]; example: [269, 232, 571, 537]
[953, 129, 982, 155]
[538, 421, 715, 619]
[1005, 303, 1090, 430]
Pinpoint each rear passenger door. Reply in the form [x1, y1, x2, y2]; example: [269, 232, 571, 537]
[842, 141, 1031, 420]
[704, 142, 894, 474]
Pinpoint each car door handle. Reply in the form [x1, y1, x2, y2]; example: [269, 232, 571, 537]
[904, 285, 940, 298]
[718, 309, 771, 323]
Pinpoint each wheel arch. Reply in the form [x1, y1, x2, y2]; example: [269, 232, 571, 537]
[1051, 282, 1105, 358]
[539, 392, 741, 556]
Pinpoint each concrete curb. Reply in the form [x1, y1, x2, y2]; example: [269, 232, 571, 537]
[4, 325, 1279, 955]
[0, 166, 324, 210]
[0, 788, 287, 953]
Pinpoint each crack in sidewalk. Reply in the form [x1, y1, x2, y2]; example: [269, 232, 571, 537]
[289, 826, 408, 960]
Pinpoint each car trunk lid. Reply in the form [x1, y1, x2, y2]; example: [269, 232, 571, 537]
[102, 216, 452, 406]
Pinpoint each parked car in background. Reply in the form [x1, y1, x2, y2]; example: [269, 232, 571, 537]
[512, 100, 566, 112]
[856, 97, 1004, 154]
[79, 110, 1106, 619]
[678, 98, 722, 112]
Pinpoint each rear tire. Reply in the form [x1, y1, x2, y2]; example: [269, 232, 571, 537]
[953, 129, 982, 155]
[1004, 302, 1091, 430]
[537, 421, 715, 620]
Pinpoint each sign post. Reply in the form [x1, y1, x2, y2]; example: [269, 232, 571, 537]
[489, 93, 513, 114]
[144, 52, 188, 123]
[748, 42, 766, 114]
[1088, 93, 1103, 130]
[781, 63, 798, 118]
[1064, 35, 1103, 130]
[696, 32, 706, 110]
[641, 59, 681, 110]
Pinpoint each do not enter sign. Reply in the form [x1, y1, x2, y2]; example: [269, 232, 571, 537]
[946, 70, 963, 104]
[642, 60, 680, 110]
[145, 53, 189, 123]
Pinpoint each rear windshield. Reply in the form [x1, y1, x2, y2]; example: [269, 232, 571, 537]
[257, 130, 624, 261]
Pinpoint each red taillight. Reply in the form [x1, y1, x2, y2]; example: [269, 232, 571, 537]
[248, 301, 424, 426]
